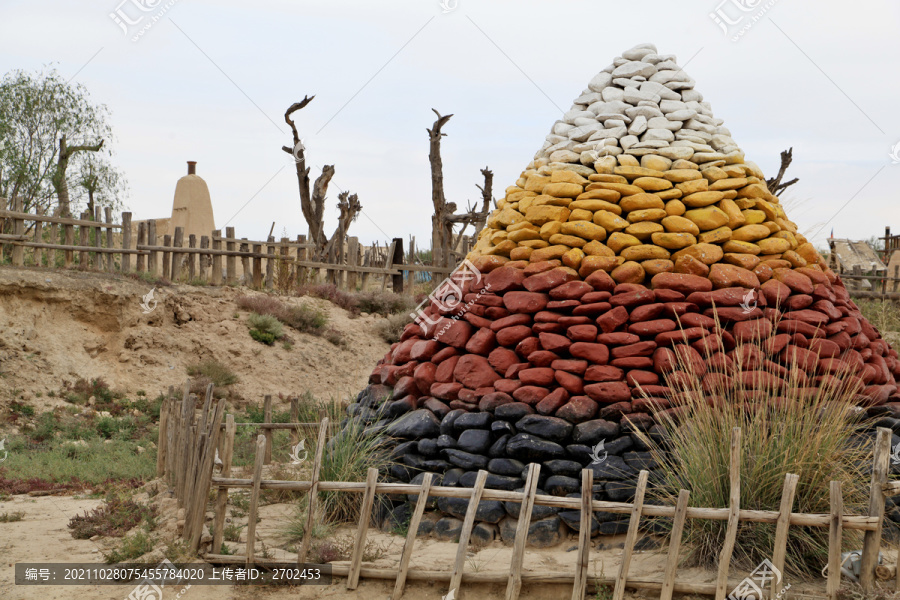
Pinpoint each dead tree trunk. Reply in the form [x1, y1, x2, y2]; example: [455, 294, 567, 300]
[473, 167, 493, 236]
[323, 191, 362, 265]
[766, 147, 799, 197]
[54, 134, 104, 217]
[281, 96, 336, 259]
[428, 109, 453, 268]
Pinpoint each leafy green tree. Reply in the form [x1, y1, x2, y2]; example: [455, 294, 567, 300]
[0, 66, 127, 218]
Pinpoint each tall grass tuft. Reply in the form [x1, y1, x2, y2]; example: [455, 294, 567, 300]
[635, 331, 873, 578]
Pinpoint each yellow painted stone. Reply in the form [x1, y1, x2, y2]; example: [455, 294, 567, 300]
[614, 166, 665, 179]
[732, 224, 770, 242]
[561, 221, 607, 241]
[576, 188, 621, 202]
[662, 215, 700, 235]
[698, 226, 732, 244]
[507, 190, 537, 203]
[762, 221, 781, 234]
[633, 177, 673, 192]
[489, 240, 517, 256]
[675, 179, 709, 195]
[683, 206, 729, 231]
[540, 221, 562, 241]
[723, 253, 760, 270]
[588, 173, 628, 184]
[625, 221, 664, 240]
[607, 231, 642, 254]
[611, 260, 645, 284]
[626, 208, 668, 223]
[490, 230, 508, 244]
[510, 246, 532, 261]
[664, 169, 703, 182]
[657, 189, 683, 200]
[734, 198, 756, 210]
[568, 208, 593, 221]
[782, 250, 807, 268]
[755, 199, 778, 221]
[530, 245, 569, 262]
[507, 229, 541, 243]
[592, 157, 618, 175]
[582, 240, 615, 257]
[520, 239, 550, 249]
[579, 254, 621, 274]
[671, 243, 724, 265]
[701, 166, 728, 182]
[524, 175, 550, 193]
[551, 170, 589, 185]
[722, 240, 760, 255]
[723, 165, 746, 177]
[543, 182, 583, 198]
[757, 237, 791, 254]
[469, 255, 508, 272]
[737, 183, 769, 199]
[741, 209, 766, 224]
[593, 211, 629, 232]
[586, 182, 644, 196]
[651, 232, 697, 250]
[621, 244, 670, 261]
[526, 205, 571, 226]
[562, 247, 585, 270]
[549, 233, 587, 248]
[795, 243, 822, 264]
[570, 199, 622, 214]
[719, 198, 745, 229]
[682, 191, 726, 208]
[721, 190, 738, 200]
[491, 207, 525, 228]
[665, 200, 686, 216]
[620, 193, 665, 212]
[710, 177, 749, 191]
[532, 195, 572, 207]
[507, 221, 539, 232]
[518, 196, 535, 213]
[641, 155, 672, 171]
[641, 258, 674, 276]
[775, 217, 798, 233]
[772, 230, 798, 249]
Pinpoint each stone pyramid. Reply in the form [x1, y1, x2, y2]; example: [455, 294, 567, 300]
[359, 44, 900, 515]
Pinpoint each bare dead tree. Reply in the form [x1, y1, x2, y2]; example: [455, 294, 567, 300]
[428, 110, 494, 265]
[281, 96, 336, 259]
[766, 147, 799, 197]
[53, 134, 104, 217]
[323, 191, 362, 265]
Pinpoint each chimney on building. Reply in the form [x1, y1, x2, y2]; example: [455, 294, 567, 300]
[187, 161, 197, 175]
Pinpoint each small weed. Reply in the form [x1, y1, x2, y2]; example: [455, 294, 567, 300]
[310, 535, 388, 563]
[219, 543, 234, 556]
[68, 495, 156, 539]
[376, 313, 412, 343]
[0, 511, 25, 523]
[249, 329, 276, 345]
[248, 313, 284, 338]
[282, 340, 293, 351]
[223, 522, 245, 542]
[104, 529, 154, 563]
[186, 358, 239, 388]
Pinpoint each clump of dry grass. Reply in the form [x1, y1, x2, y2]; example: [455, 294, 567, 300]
[855, 298, 900, 334]
[635, 322, 873, 577]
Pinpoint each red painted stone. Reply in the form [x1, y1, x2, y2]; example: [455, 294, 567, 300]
[777, 320, 822, 338]
[651, 272, 713, 294]
[550, 280, 593, 300]
[558, 316, 592, 326]
[516, 336, 541, 357]
[585, 364, 625, 382]
[505, 363, 530, 379]
[524, 260, 561, 275]
[494, 378, 522, 394]
[782, 309, 829, 327]
[740, 370, 785, 390]
[679, 313, 716, 328]
[496, 325, 533, 347]
[812, 284, 837, 304]
[584, 381, 632, 404]
[524, 268, 577, 292]
[430, 381, 463, 400]
[569, 342, 610, 364]
[535, 387, 570, 415]
[413, 362, 437, 394]
[539, 332, 572, 353]
[457, 387, 478, 403]
[597, 332, 640, 345]
[488, 347, 519, 374]
[453, 355, 500, 389]
[596, 305, 629, 333]
[733, 319, 773, 343]
[761, 278, 792, 306]
[654, 347, 678, 373]
[465, 328, 496, 355]
[503, 291, 550, 313]
[547, 299, 581, 310]
[773, 268, 814, 294]
[808, 338, 841, 358]
[573, 302, 613, 317]
[581, 291, 613, 303]
[610, 288, 656, 308]
[431, 346, 458, 364]
[489, 313, 532, 332]
[612, 357, 654, 369]
[692, 334, 723, 354]
[519, 367, 555, 386]
[629, 303, 665, 322]
[555, 396, 598, 422]
[555, 370, 585, 395]
[703, 306, 763, 322]
[552, 359, 588, 374]
[527, 350, 559, 367]
[484, 307, 510, 319]
[435, 355, 460, 383]
[567, 324, 599, 342]
[653, 288, 686, 302]
[512, 385, 550, 405]
[478, 391, 514, 412]
[628, 319, 677, 336]
[463, 312, 493, 329]
[534, 311, 563, 323]
[410, 339, 440, 361]
[782, 294, 813, 310]
[585, 269, 616, 292]
[434, 319, 473, 348]
[626, 370, 659, 386]
[392, 339, 418, 364]
[730, 344, 763, 370]
[655, 327, 706, 345]
[532, 323, 564, 334]
[484, 266, 526, 293]
[662, 302, 699, 317]
[765, 334, 792, 355]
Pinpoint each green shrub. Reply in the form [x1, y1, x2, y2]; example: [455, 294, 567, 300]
[280, 304, 327, 334]
[68, 495, 156, 539]
[247, 312, 284, 338]
[186, 359, 239, 388]
[249, 329, 276, 345]
[103, 530, 154, 563]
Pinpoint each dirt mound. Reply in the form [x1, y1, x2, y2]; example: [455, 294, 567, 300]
[0, 267, 391, 412]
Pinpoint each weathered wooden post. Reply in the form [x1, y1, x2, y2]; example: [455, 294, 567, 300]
[136, 221, 146, 273]
[11, 196, 24, 267]
[187, 234, 197, 281]
[225, 227, 236, 285]
[146, 219, 157, 275]
[32, 206, 44, 267]
[240, 238, 250, 285]
[78, 211, 89, 268]
[162, 234, 172, 280]
[121, 212, 132, 272]
[347, 237, 359, 291]
[391, 237, 404, 294]
[199, 235, 209, 283]
[252, 243, 263, 288]
[265, 236, 275, 290]
[104, 207, 114, 271]
[171, 226, 184, 281]
[211, 230, 223, 285]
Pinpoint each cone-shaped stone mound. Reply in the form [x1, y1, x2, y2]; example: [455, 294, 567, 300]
[358, 44, 900, 519]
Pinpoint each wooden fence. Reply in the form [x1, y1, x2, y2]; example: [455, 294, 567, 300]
[840, 265, 900, 300]
[0, 198, 464, 292]
[156, 381, 900, 599]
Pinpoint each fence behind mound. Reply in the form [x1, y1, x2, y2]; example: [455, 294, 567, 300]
[0, 198, 468, 292]
[155, 381, 900, 600]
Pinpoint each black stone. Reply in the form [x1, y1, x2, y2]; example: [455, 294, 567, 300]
[460, 471, 523, 491]
[504, 488, 560, 520]
[605, 480, 636, 502]
[400, 452, 428, 470]
[559, 510, 599, 535]
[629, 432, 652, 451]
[443, 448, 488, 470]
[635, 536, 661, 551]
[515, 415, 574, 443]
[499, 516, 564, 548]
[441, 468, 465, 487]
[384, 397, 415, 419]
[420, 397, 450, 419]
[437, 496, 506, 523]
[436, 434, 457, 450]
[572, 419, 620, 446]
[440, 409, 465, 436]
[417, 438, 440, 457]
[494, 402, 535, 421]
[421, 459, 452, 472]
[391, 440, 420, 459]
[488, 458, 526, 477]
[455, 412, 493, 431]
[471, 522, 497, 546]
[406, 472, 442, 504]
[624, 451, 657, 471]
[566, 444, 594, 463]
[390, 464, 414, 482]
[598, 519, 631, 535]
[594, 510, 625, 523]
[491, 420, 516, 436]
[434, 517, 463, 541]
[489, 434, 511, 458]
[589, 455, 637, 480]
[386, 409, 441, 439]
[543, 459, 583, 477]
[507, 434, 566, 461]
[457, 429, 492, 454]
[380, 502, 413, 533]
[544, 475, 580, 496]
[358, 384, 393, 408]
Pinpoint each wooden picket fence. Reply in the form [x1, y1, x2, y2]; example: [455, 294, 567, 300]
[0, 197, 463, 292]
[155, 381, 900, 599]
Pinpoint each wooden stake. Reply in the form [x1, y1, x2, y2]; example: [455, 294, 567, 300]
[121, 212, 132, 271]
[156, 398, 170, 478]
[147, 219, 157, 275]
[613, 470, 649, 600]
[225, 227, 236, 284]
[770, 473, 799, 600]
[828, 481, 843, 600]
[187, 234, 196, 281]
[189, 395, 225, 551]
[136, 221, 146, 272]
[211, 230, 222, 284]
[298, 418, 329, 565]
[245, 434, 266, 565]
[347, 467, 379, 590]
[659, 489, 690, 600]
[714, 427, 742, 600]
[200, 235, 209, 282]
[78, 212, 88, 268]
[252, 243, 263, 288]
[33, 207, 44, 267]
[506, 463, 541, 600]
[172, 226, 184, 281]
[162, 234, 171, 280]
[391, 472, 434, 600]
[450, 469, 489, 597]
[212, 414, 236, 555]
[572, 469, 593, 600]
[860, 427, 891, 590]
[263, 395, 273, 464]
[265, 236, 275, 290]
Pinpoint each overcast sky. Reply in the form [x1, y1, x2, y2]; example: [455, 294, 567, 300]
[2, 0, 898, 251]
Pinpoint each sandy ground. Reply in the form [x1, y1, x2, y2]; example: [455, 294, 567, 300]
[0, 267, 391, 411]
